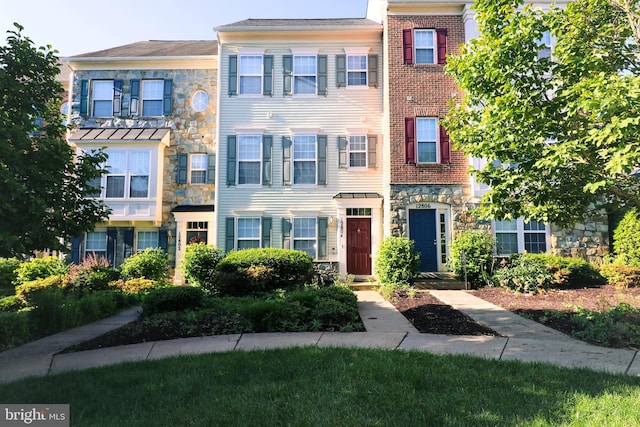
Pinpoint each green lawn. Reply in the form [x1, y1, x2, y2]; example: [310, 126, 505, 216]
[2, 348, 639, 426]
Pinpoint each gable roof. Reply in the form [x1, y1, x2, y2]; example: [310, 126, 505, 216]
[70, 40, 217, 59]
[215, 18, 381, 32]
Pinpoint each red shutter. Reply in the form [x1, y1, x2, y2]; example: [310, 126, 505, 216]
[440, 125, 451, 164]
[436, 28, 448, 64]
[403, 29, 414, 65]
[405, 117, 416, 164]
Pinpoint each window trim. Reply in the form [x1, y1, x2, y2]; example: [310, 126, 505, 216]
[292, 216, 318, 259]
[348, 134, 368, 169]
[136, 230, 159, 253]
[190, 153, 208, 185]
[85, 230, 107, 258]
[494, 218, 549, 255]
[414, 29, 437, 65]
[141, 80, 164, 117]
[98, 149, 151, 199]
[292, 54, 318, 96]
[236, 217, 262, 250]
[91, 80, 114, 117]
[238, 54, 264, 96]
[237, 135, 263, 186]
[292, 134, 318, 186]
[416, 117, 439, 164]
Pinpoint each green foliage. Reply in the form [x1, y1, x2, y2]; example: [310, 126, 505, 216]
[493, 255, 555, 294]
[444, 0, 640, 225]
[215, 248, 314, 296]
[120, 248, 168, 281]
[0, 24, 109, 257]
[373, 237, 420, 288]
[612, 208, 640, 266]
[15, 274, 68, 301]
[599, 264, 640, 288]
[0, 311, 30, 351]
[450, 230, 495, 288]
[522, 253, 606, 288]
[67, 255, 119, 292]
[142, 286, 206, 317]
[110, 278, 169, 295]
[14, 256, 67, 286]
[181, 243, 223, 287]
[569, 303, 640, 348]
[0, 257, 20, 291]
[0, 295, 26, 312]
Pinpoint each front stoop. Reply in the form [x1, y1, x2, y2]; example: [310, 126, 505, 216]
[413, 272, 467, 290]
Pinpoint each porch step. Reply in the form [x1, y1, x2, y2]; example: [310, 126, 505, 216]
[413, 272, 468, 290]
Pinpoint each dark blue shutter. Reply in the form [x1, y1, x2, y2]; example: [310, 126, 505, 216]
[159, 229, 168, 253]
[263, 55, 273, 96]
[282, 218, 292, 249]
[106, 228, 117, 266]
[163, 79, 173, 116]
[338, 136, 348, 169]
[130, 79, 140, 115]
[336, 55, 346, 87]
[229, 55, 238, 96]
[71, 236, 83, 264]
[123, 228, 134, 260]
[368, 55, 378, 87]
[282, 136, 292, 185]
[177, 153, 188, 184]
[225, 217, 235, 253]
[283, 55, 292, 96]
[318, 217, 328, 259]
[79, 80, 89, 117]
[368, 135, 378, 168]
[317, 55, 328, 95]
[262, 217, 272, 248]
[227, 136, 237, 185]
[113, 79, 123, 115]
[318, 135, 327, 185]
[263, 136, 272, 185]
[207, 154, 216, 184]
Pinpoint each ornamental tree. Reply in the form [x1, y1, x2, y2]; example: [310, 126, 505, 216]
[444, 0, 640, 226]
[0, 23, 109, 257]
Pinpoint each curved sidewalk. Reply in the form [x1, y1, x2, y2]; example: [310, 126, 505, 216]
[1, 290, 638, 384]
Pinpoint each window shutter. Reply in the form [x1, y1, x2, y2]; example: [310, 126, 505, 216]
[338, 136, 348, 169]
[159, 229, 168, 252]
[123, 228, 134, 260]
[163, 79, 173, 116]
[440, 125, 451, 164]
[403, 29, 414, 64]
[79, 80, 89, 117]
[317, 55, 328, 95]
[207, 153, 216, 184]
[282, 218, 292, 249]
[106, 228, 116, 267]
[263, 135, 272, 185]
[263, 55, 273, 96]
[368, 134, 378, 168]
[336, 54, 346, 88]
[283, 55, 293, 96]
[318, 217, 328, 259]
[405, 117, 416, 164]
[113, 80, 123, 115]
[71, 236, 82, 264]
[261, 217, 272, 248]
[436, 28, 448, 65]
[282, 136, 292, 185]
[130, 79, 140, 115]
[368, 54, 378, 87]
[229, 55, 238, 96]
[177, 153, 188, 184]
[318, 135, 327, 185]
[225, 217, 235, 253]
[227, 136, 237, 185]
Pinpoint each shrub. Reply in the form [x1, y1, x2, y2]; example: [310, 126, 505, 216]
[493, 255, 554, 294]
[214, 248, 314, 296]
[0, 257, 20, 293]
[14, 256, 67, 286]
[181, 243, 223, 287]
[374, 236, 420, 288]
[111, 278, 168, 295]
[0, 311, 30, 351]
[67, 255, 120, 292]
[15, 275, 68, 301]
[521, 253, 606, 288]
[0, 295, 26, 312]
[599, 264, 640, 288]
[450, 230, 495, 288]
[142, 286, 206, 316]
[612, 208, 640, 266]
[120, 248, 168, 281]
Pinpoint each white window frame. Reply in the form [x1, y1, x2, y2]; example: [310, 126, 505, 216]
[100, 149, 151, 199]
[237, 135, 262, 185]
[238, 55, 263, 95]
[537, 31, 552, 59]
[85, 230, 107, 258]
[186, 221, 208, 245]
[494, 218, 549, 255]
[349, 135, 368, 168]
[141, 80, 164, 117]
[293, 217, 317, 259]
[414, 29, 436, 65]
[92, 80, 113, 117]
[190, 154, 208, 185]
[136, 230, 159, 252]
[347, 54, 367, 86]
[293, 134, 317, 186]
[236, 217, 261, 250]
[416, 117, 439, 164]
[293, 55, 317, 95]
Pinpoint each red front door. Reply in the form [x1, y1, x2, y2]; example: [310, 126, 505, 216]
[347, 217, 371, 275]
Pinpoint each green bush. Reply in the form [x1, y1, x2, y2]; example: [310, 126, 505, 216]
[67, 255, 120, 292]
[451, 230, 495, 288]
[374, 236, 420, 288]
[111, 278, 168, 295]
[15, 275, 68, 301]
[613, 208, 640, 266]
[120, 248, 168, 281]
[215, 248, 314, 296]
[181, 243, 223, 287]
[521, 253, 606, 288]
[142, 286, 206, 316]
[0, 295, 26, 312]
[493, 255, 554, 294]
[0, 311, 30, 351]
[0, 257, 20, 293]
[599, 264, 640, 288]
[14, 256, 67, 286]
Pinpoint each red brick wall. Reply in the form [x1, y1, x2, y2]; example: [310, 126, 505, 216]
[388, 15, 467, 184]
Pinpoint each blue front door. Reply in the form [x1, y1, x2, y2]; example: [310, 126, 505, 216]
[409, 209, 438, 271]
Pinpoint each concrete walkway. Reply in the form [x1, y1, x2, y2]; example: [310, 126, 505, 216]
[1, 290, 638, 384]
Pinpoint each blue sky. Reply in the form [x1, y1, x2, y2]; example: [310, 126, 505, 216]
[1, 0, 369, 57]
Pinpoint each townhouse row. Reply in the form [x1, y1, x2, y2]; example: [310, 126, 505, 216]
[62, 0, 608, 282]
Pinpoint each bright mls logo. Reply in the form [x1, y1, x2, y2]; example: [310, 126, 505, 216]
[1, 405, 69, 426]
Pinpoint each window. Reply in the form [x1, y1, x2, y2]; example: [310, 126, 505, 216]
[229, 55, 273, 96]
[293, 217, 317, 258]
[129, 151, 150, 197]
[416, 118, 438, 163]
[239, 56, 262, 95]
[415, 30, 436, 64]
[495, 219, 548, 255]
[349, 135, 367, 167]
[105, 151, 126, 198]
[92, 80, 113, 117]
[238, 136, 262, 185]
[85, 231, 107, 258]
[537, 31, 552, 59]
[142, 80, 164, 116]
[293, 135, 317, 185]
[293, 56, 317, 94]
[347, 55, 367, 86]
[191, 90, 209, 112]
[237, 218, 261, 249]
[137, 231, 159, 252]
[186, 221, 208, 244]
[190, 154, 208, 184]
[101, 150, 150, 199]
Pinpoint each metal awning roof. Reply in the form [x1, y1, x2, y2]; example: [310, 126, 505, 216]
[68, 128, 170, 144]
[333, 192, 382, 199]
